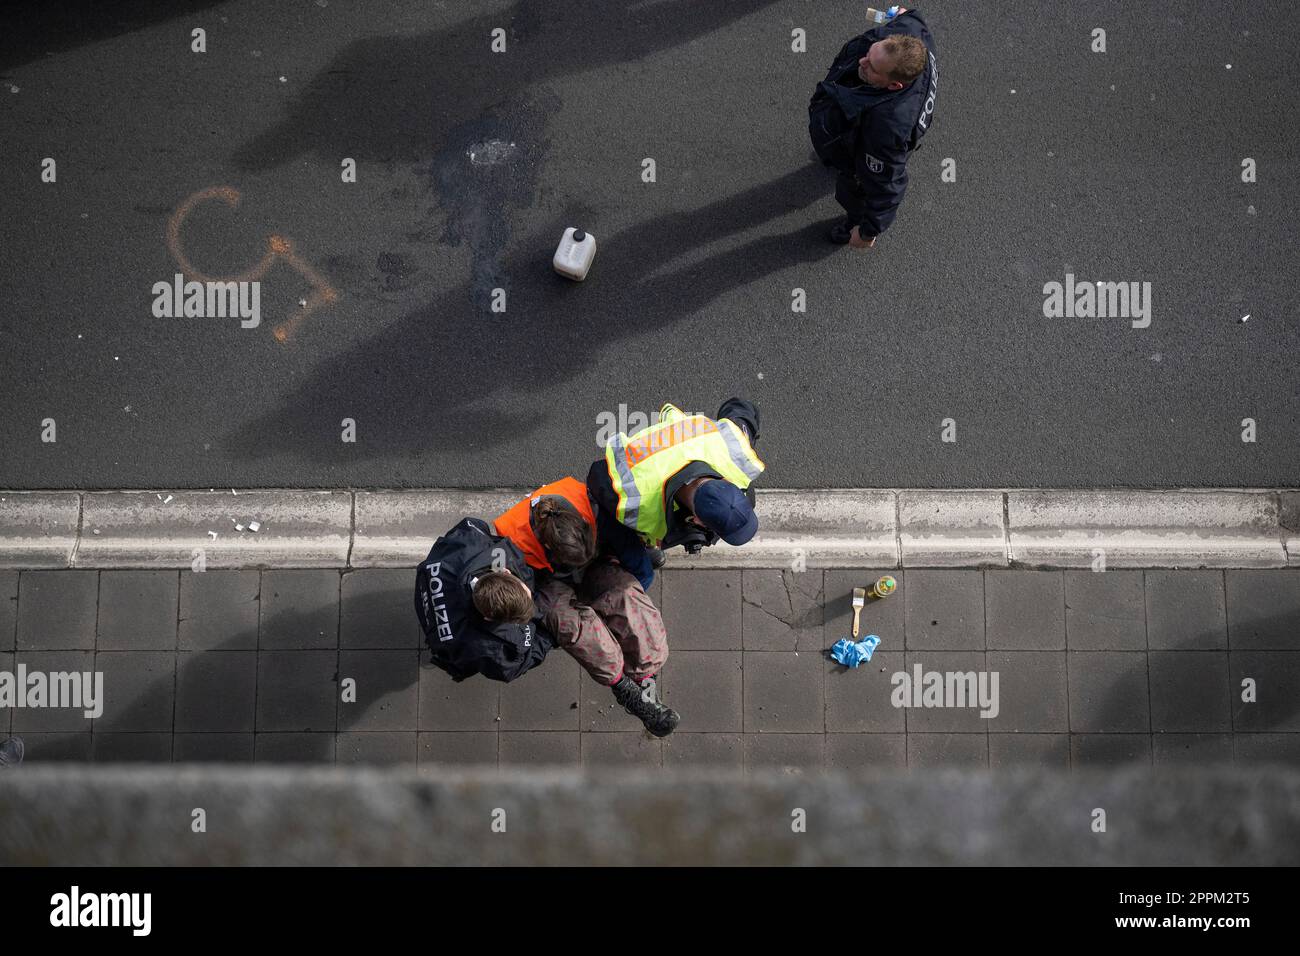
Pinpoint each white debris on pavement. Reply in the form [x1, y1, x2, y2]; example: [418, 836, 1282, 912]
[249, 521, 261, 533]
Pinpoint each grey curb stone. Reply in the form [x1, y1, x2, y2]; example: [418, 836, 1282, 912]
[899, 490, 1006, 567]
[677, 490, 899, 570]
[1, 489, 1295, 570]
[1007, 490, 1286, 568]
[0, 493, 80, 569]
[351, 490, 517, 568]
[76, 491, 351, 568]
[1281, 492, 1300, 567]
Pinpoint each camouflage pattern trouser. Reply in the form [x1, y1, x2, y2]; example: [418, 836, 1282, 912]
[535, 560, 669, 686]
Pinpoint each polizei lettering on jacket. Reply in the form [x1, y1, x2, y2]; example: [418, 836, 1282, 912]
[916, 51, 937, 132]
[423, 561, 454, 642]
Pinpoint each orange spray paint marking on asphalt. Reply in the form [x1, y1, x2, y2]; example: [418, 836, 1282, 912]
[166, 186, 338, 342]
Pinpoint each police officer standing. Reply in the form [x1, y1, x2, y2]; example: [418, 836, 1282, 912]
[808, 7, 938, 248]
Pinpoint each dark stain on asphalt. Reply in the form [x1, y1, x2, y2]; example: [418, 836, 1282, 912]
[428, 92, 554, 302]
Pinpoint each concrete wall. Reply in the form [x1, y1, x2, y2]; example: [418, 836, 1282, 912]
[2, 765, 1298, 865]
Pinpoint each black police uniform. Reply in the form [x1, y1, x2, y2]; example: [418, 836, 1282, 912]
[414, 517, 553, 682]
[808, 9, 938, 239]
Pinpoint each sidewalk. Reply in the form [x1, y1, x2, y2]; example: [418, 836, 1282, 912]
[2, 567, 1297, 770]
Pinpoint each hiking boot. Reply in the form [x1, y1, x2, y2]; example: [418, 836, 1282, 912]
[828, 221, 854, 245]
[647, 547, 667, 570]
[612, 676, 680, 738]
[0, 736, 25, 768]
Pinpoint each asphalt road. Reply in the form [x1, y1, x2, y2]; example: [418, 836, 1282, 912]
[1, 0, 1296, 490]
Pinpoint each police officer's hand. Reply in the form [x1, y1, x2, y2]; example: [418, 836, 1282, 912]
[849, 227, 877, 249]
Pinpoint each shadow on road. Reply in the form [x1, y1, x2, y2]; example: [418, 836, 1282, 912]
[0, 0, 225, 72]
[233, 0, 785, 172]
[221, 160, 840, 463]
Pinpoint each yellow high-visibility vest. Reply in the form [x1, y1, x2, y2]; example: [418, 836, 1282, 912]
[602, 403, 765, 545]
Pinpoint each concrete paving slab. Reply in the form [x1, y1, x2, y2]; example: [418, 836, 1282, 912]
[907, 733, 988, 769]
[259, 570, 339, 650]
[1224, 570, 1300, 649]
[1067, 652, 1151, 733]
[659, 650, 743, 733]
[985, 570, 1065, 650]
[0, 571, 16, 651]
[337, 649, 420, 732]
[1144, 569, 1227, 650]
[173, 733, 255, 763]
[663, 732, 744, 769]
[421, 731, 501, 767]
[1064, 570, 1147, 650]
[989, 733, 1070, 769]
[337, 732, 417, 766]
[9, 650, 96, 733]
[903, 570, 985, 650]
[92, 651, 176, 733]
[985, 651, 1069, 734]
[179, 570, 260, 650]
[1071, 734, 1151, 767]
[96, 570, 178, 650]
[826, 733, 908, 770]
[16, 570, 97, 650]
[1148, 652, 1232, 734]
[744, 733, 825, 773]
[1152, 733, 1234, 766]
[255, 651, 339, 733]
[175, 651, 257, 733]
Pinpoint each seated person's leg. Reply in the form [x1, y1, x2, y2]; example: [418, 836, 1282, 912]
[535, 577, 625, 686]
[580, 560, 668, 682]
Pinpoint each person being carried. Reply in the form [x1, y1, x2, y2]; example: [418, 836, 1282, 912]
[493, 477, 680, 737]
[586, 397, 765, 590]
[413, 517, 552, 683]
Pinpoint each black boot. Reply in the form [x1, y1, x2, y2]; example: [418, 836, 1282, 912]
[0, 736, 25, 768]
[647, 547, 667, 570]
[612, 676, 680, 738]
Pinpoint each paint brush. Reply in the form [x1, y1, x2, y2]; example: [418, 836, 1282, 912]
[851, 587, 866, 638]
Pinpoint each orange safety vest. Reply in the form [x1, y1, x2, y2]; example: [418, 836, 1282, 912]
[492, 477, 596, 572]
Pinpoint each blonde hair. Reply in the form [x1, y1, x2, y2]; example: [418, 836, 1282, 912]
[880, 35, 927, 83]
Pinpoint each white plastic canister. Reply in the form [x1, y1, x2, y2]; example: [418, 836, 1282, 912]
[553, 227, 597, 281]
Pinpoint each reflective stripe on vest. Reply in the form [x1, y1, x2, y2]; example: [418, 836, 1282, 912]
[603, 410, 765, 543]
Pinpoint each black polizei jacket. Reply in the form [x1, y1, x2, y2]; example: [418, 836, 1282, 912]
[808, 9, 939, 237]
[414, 517, 553, 683]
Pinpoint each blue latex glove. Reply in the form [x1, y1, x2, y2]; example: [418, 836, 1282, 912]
[831, 635, 881, 667]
